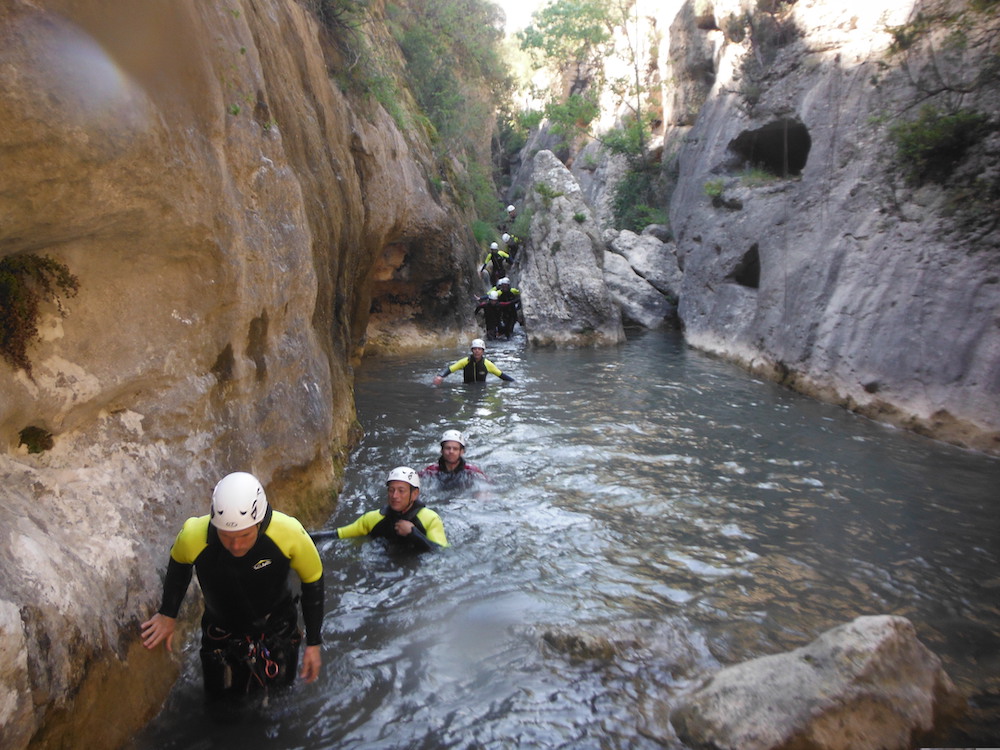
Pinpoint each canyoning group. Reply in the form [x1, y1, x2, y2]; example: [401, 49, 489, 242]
[141, 201, 525, 705]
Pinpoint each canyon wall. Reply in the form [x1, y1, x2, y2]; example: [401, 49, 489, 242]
[539, 0, 998, 454]
[666, 0, 1000, 453]
[0, 1, 482, 747]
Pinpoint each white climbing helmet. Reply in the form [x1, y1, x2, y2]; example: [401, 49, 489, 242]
[501, 233, 511, 243]
[386, 466, 420, 488]
[488, 290, 499, 300]
[498, 277, 511, 286]
[211, 472, 268, 531]
[506, 204, 515, 213]
[470, 338, 486, 350]
[490, 241, 499, 250]
[441, 429, 466, 447]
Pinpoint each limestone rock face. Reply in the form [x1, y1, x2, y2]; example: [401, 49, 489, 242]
[665, 0, 1000, 453]
[519, 150, 625, 347]
[607, 229, 683, 299]
[0, 1, 481, 747]
[670, 615, 964, 750]
[603, 252, 677, 329]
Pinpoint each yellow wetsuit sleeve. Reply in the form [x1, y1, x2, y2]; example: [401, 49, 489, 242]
[484, 358, 504, 378]
[169, 516, 211, 564]
[448, 356, 471, 374]
[265, 511, 324, 584]
[337, 509, 385, 538]
[416, 508, 449, 548]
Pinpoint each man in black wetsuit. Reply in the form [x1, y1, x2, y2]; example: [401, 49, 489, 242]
[480, 242, 510, 286]
[433, 338, 515, 385]
[475, 290, 503, 340]
[335, 467, 449, 551]
[141, 472, 324, 701]
[491, 278, 522, 339]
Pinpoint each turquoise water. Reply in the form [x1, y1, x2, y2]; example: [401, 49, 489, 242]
[132, 328, 1000, 748]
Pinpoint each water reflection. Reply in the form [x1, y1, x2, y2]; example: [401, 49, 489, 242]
[132, 329, 1000, 748]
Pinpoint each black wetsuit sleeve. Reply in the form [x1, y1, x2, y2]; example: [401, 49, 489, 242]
[408, 526, 442, 552]
[438, 367, 451, 378]
[300, 576, 325, 646]
[158, 557, 194, 618]
[500, 372, 515, 382]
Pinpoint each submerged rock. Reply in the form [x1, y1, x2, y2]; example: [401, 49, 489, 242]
[669, 615, 964, 750]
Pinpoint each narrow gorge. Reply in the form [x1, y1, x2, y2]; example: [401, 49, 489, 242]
[1, 0, 997, 747]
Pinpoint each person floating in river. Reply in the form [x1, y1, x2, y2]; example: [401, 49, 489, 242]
[433, 338, 515, 385]
[419, 430, 488, 490]
[141, 472, 324, 702]
[335, 467, 449, 551]
[480, 241, 510, 286]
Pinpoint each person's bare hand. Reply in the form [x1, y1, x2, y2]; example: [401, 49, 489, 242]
[300, 644, 322, 683]
[140, 613, 176, 652]
[395, 520, 414, 536]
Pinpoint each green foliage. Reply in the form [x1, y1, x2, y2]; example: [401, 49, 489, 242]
[545, 92, 600, 139]
[573, 212, 587, 223]
[391, 0, 512, 142]
[888, 105, 992, 184]
[740, 167, 779, 187]
[517, 0, 613, 74]
[471, 219, 496, 245]
[315, 1, 412, 129]
[703, 178, 725, 198]
[601, 115, 652, 159]
[885, 13, 938, 54]
[309, 0, 370, 32]
[510, 211, 532, 238]
[534, 182, 565, 209]
[0, 254, 79, 376]
[611, 168, 666, 233]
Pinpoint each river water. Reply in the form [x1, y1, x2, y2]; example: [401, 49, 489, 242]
[132, 328, 1000, 748]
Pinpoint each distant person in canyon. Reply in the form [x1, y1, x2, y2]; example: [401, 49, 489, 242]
[503, 203, 517, 230]
[419, 429, 488, 490]
[335, 466, 449, 551]
[501, 231, 522, 262]
[490, 278, 523, 339]
[433, 338, 516, 384]
[141, 472, 325, 702]
[480, 241, 510, 286]
[474, 289, 504, 340]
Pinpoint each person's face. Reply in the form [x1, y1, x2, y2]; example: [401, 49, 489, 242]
[471, 347, 485, 360]
[387, 480, 418, 512]
[217, 525, 260, 558]
[440, 440, 464, 468]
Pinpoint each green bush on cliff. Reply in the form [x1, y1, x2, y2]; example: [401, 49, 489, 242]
[889, 105, 992, 184]
[0, 254, 79, 376]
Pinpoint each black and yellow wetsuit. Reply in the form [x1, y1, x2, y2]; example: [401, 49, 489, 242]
[337, 501, 449, 551]
[438, 356, 514, 383]
[158, 507, 324, 695]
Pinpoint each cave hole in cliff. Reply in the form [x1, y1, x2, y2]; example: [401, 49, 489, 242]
[18, 425, 54, 454]
[728, 119, 811, 177]
[246, 310, 269, 382]
[212, 344, 235, 383]
[728, 244, 760, 289]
